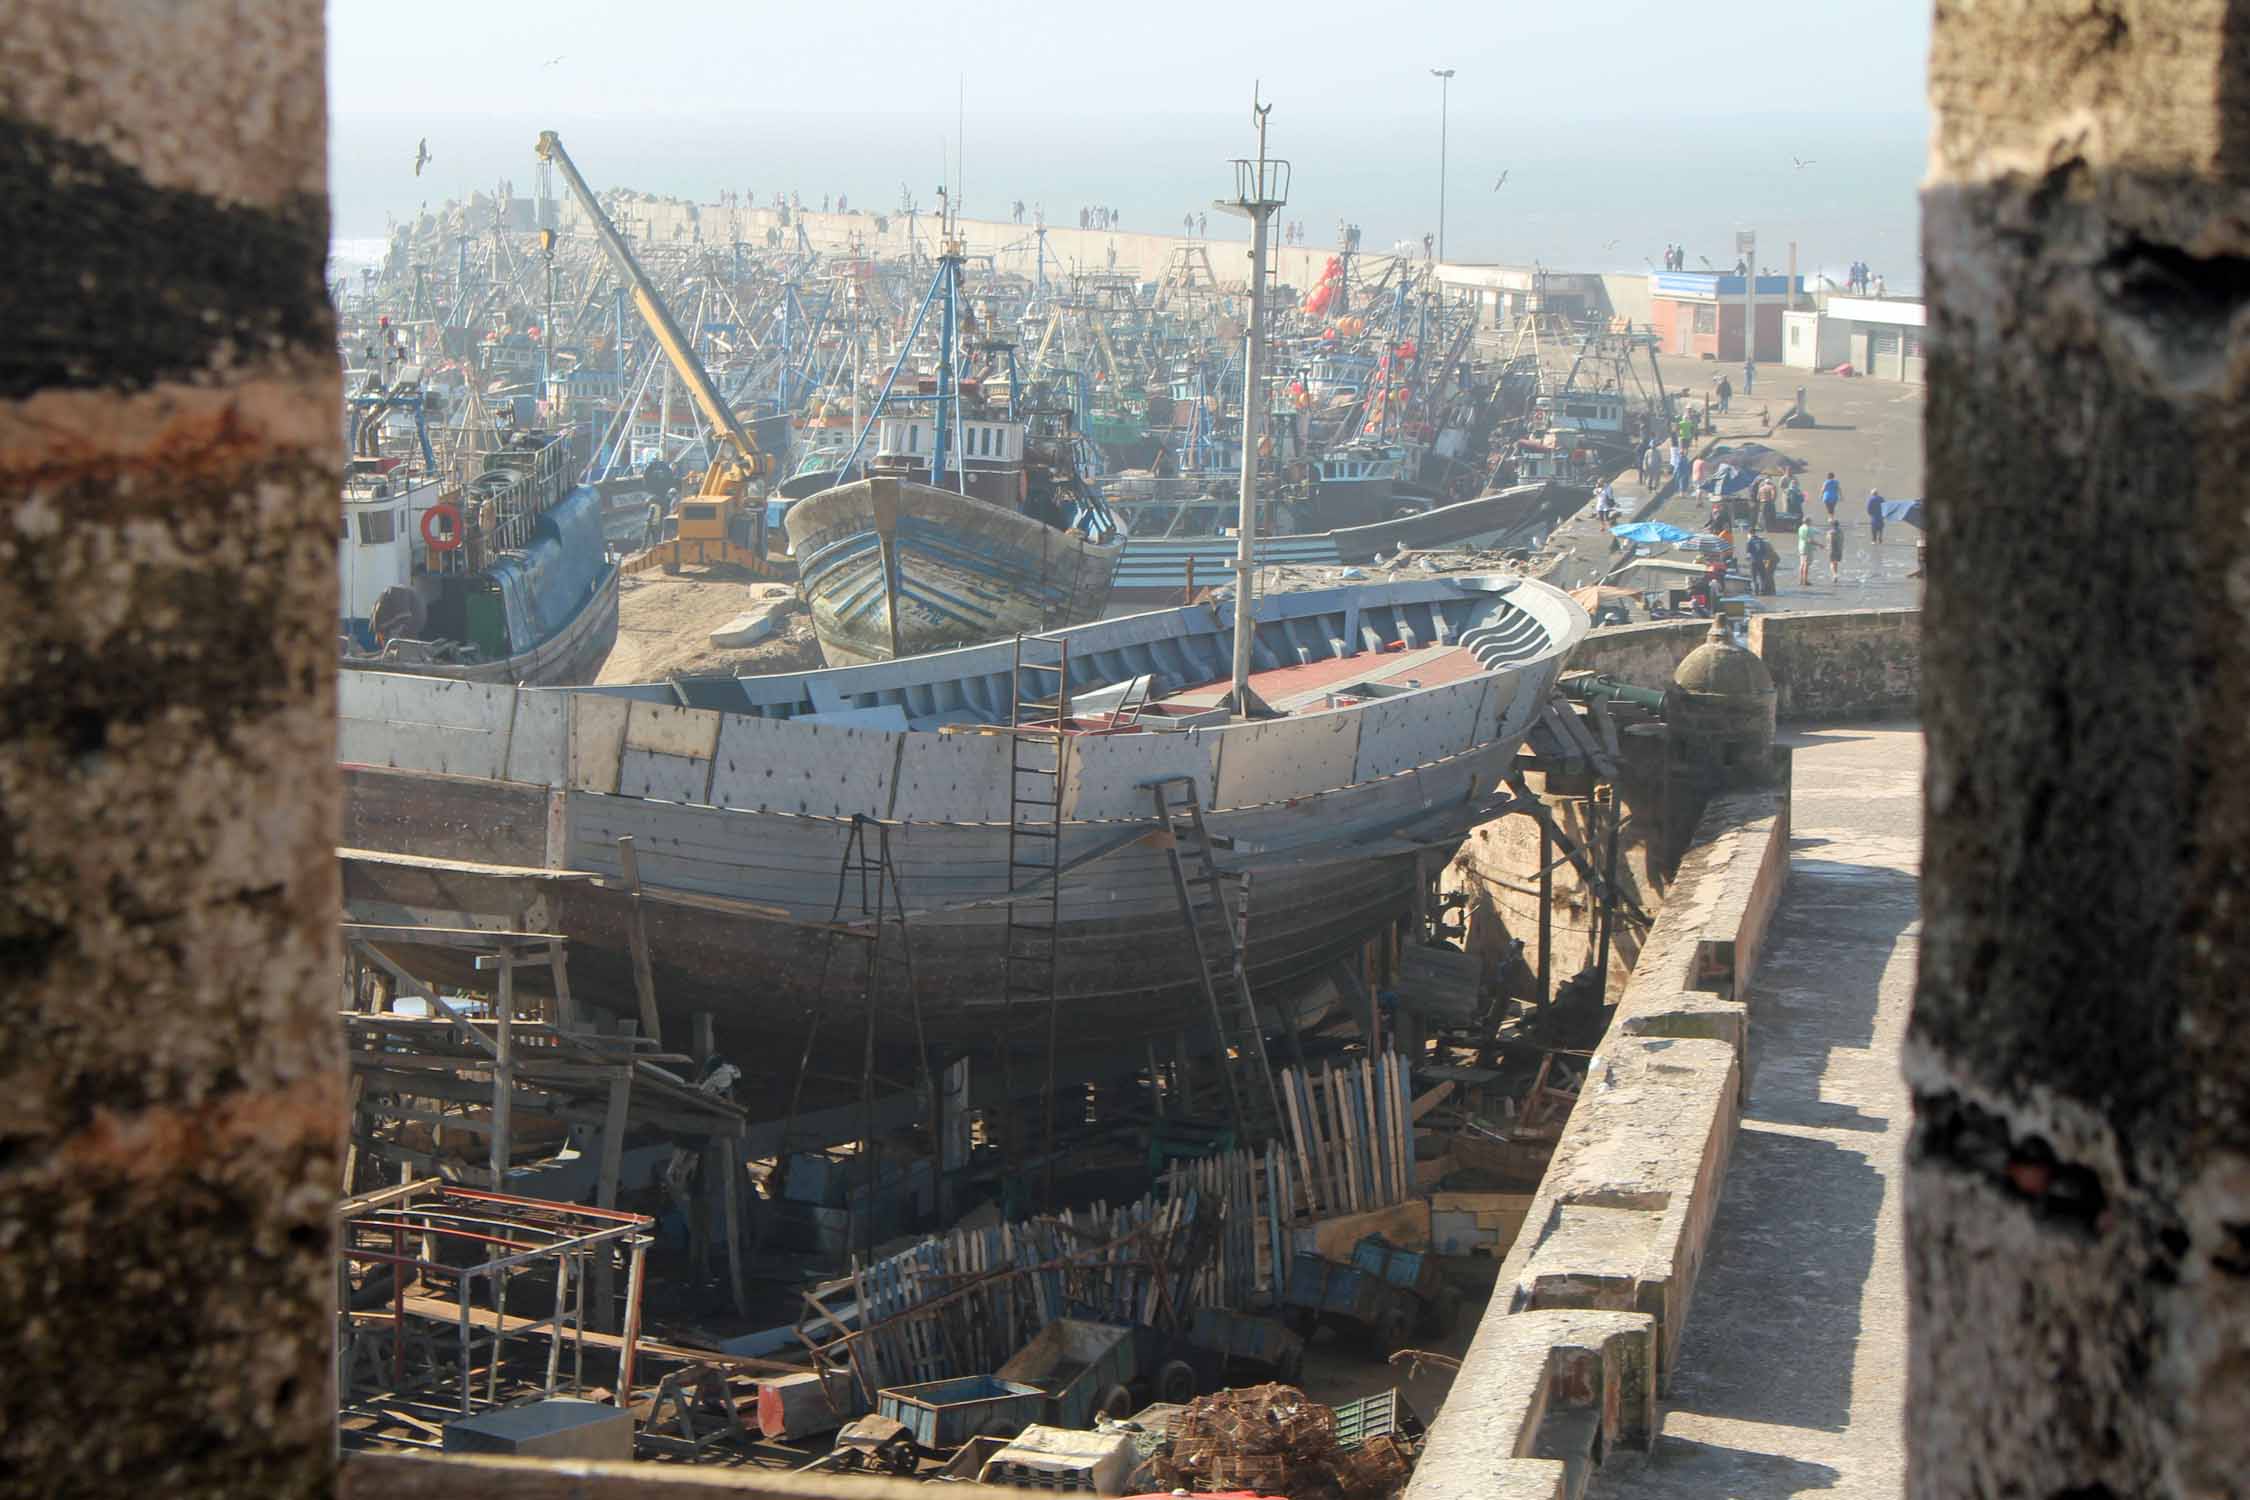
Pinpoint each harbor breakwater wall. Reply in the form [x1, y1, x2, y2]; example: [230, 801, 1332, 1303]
[1409, 783, 1791, 1500]
[558, 195, 1417, 299]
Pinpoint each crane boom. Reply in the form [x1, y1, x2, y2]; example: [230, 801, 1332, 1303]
[534, 130, 765, 477]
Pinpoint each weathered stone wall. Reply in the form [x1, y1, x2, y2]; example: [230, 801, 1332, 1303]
[1410, 789, 1787, 1499]
[1748, 608, 1920, 722]
[1573, 609, 1919, 723]
[1568, 619, 1710, 693]
[1912, 4, 2250, 1498]
[0, 4, 341, 1497]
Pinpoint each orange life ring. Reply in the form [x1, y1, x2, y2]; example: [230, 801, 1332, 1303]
[422, 503, 463, 552]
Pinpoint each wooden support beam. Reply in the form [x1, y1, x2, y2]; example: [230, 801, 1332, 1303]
[618, 836, 664, 1047]
[593, 1067, 632, 1333]
[548, 937, 579, 1029]
[490, 953, 515, 1186]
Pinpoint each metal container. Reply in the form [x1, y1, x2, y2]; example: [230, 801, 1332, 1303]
[996, 1319, 1139, 1431]
[1351, 1234, 1441, 1298]
[875, 1375, 1045, 1448]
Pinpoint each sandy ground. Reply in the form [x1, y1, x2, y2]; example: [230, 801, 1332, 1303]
[598, 572, 829, 683]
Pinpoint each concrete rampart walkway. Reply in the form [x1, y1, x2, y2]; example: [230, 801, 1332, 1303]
[1590, 724, 1920, 1497]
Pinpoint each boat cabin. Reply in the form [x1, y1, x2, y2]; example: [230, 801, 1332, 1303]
[1535, 392, 1628, 436]
[870, 414, 1027, 508]
[339, 464, 449, 644]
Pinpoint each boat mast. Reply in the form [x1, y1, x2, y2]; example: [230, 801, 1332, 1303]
[1218, 90, 1288, 718]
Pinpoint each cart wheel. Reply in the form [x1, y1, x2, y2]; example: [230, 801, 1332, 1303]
[1096, 1383, 1138, 1422]
[881, 1440, 918, 1477]
[1373, 1300, 1417, 1357]
[1422, 1286, 1464, 1339]
[1285, 1306, 1321, 1341]
[1156, 1359, 1198, 1406]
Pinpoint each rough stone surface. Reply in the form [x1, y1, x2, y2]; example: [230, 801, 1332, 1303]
[1591, 725, 1919, 1499]
[1915, 4, 2250, 1497]
[1746, 610, 1919, 723]
[1410, 1308, 1655, 1500]
[0, 4, 341, 1496]
[1568, 621, 1711, 695]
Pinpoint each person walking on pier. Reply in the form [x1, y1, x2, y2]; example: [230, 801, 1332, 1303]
[1715, 374, 1732, 414]
[1797, 516, 1817, 586]
[1820, 471, 1841, 519]
[1866, 488, 1887, 545]
[1828, 517, 1846, 582]
[1743, 358, 1756, 395]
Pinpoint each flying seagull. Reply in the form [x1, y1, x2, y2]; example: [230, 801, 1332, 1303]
[1602, 239, 1620, 251]
[413, 138, 432, 176]
[1491, 170, 1509, 190]
[1791, 156, 1817, 169]
[545, 54, 565, 66]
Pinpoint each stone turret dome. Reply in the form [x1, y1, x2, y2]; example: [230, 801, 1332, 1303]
[1674, 616, 1778, 702]
[1666, 617, 1776, 783]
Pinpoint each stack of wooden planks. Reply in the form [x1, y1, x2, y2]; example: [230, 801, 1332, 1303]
[1274, 1051, 1416, 1219]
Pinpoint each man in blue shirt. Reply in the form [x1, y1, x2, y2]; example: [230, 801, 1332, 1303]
[1821, 472, 1842, 518]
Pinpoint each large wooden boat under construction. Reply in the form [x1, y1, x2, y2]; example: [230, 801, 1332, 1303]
[338, 573, 1586, 1117]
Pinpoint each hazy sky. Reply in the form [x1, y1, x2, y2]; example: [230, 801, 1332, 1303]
[328, 0, 1933, 276]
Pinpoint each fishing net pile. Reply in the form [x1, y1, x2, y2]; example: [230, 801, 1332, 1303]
[1138, 1383, 1414, 1500]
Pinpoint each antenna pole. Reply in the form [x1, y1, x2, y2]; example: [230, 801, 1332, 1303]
[1222, 88, 1288, 719]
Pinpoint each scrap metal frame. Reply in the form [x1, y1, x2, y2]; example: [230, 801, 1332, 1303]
[336, 1182, 653, 1423]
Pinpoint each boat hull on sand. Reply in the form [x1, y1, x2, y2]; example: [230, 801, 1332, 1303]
[338, 574, 1586, 1103]
[786, 475, 1124, 666]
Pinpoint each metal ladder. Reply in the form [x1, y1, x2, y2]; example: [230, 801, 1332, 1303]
[763, 814, 931, 1266]
[1003, 633, 1072, 1200]
[1147, 775, 1280, 1133]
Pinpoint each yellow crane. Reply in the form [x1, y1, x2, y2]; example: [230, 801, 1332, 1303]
[535, 129, 782, 576]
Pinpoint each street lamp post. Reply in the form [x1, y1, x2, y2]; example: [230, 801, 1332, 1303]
[1430, 68, 1455, 264]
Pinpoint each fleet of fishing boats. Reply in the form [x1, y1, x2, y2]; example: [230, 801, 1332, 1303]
[330, 128, 1672, 1114]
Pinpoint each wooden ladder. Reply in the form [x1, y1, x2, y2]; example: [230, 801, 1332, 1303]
[1003, 633, 1073, 1200]
[762, 814, 930, 1266]
[1147, 774, 1280, 1134]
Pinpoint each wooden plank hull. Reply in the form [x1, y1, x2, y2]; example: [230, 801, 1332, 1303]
[337, 575, 1591, 1102]
[786, 476, 1122, 666]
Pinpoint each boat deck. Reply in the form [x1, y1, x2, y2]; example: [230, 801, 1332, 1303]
[1048, 641, 1489, 731]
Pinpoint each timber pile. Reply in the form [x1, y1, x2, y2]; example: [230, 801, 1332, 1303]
[797, 1191, 1220, 1405]
[1275, 1052, 1416, 1217]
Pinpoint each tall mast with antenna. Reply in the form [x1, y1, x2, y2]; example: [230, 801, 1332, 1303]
[1216, 87, 1289, 718]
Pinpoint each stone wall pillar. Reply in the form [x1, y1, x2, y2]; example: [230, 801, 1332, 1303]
[0, 5, 340, 1497]
[1915, 4, 2250, 1496]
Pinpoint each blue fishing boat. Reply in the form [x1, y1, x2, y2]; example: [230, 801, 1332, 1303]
[788, 474, 1123, 666]
[783, 223, 1121, 665]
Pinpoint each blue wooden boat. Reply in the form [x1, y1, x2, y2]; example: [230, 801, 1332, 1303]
[787, 475, 1124, 666]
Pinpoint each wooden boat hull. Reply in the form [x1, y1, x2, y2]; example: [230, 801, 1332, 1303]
[1109, 483, 1587, 605]
[338, 575, 1587, 1103]
[786, 476, 1123, 666]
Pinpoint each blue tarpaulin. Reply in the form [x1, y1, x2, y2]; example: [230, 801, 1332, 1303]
[1874, 498, 1926, 529]
[1612, 521, 1700, 545]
